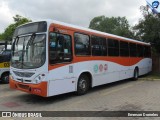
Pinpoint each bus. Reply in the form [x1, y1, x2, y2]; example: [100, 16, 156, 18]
[0, 42, 11, 83]
[9, 20, 152, 97]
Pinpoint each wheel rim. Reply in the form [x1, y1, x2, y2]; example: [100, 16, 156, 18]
[79, 79, 87, 91]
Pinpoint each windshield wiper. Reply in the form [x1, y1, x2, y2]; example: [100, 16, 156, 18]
[21, 33, 36, 68]
[12, 36, 19, 56]
[27, 33, 36, 46]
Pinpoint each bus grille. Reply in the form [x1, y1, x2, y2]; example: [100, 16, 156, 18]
[18, 84, 29, 90]
[13, 71, 34, 78]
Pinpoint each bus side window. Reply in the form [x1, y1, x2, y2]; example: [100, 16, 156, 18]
[108, 39, 119, 56]
[137, 44, 144, 57]
[120, 41, 129, 57]
[129, 43, 137, 57]
[91, 36, 107, 56]
[58, 34, 72, 61]
[1, 50, 11, 61]
[49, 33, 57, 61]
[49, 32, 72, 64]
[2, 50, 11, 56]
[74, 33, 90, 55]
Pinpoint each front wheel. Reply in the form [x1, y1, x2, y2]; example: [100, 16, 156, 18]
[1, 73, 9, 84]
[77, 74, 89, 95]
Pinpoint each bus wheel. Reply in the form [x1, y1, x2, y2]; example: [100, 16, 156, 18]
[77, 74, 89, 95]
[1, 73, 9, 84]
[133, 68, 139, 80]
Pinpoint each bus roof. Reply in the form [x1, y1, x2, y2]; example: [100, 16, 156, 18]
[18, 19, 150, 45]
[47, 20, 150, 45]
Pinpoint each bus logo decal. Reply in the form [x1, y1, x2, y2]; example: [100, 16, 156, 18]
[152, 1, 159, 8]
[93, 65, 98, 73]
[99, 64, 103, 72]
[104, 64, 108, 71]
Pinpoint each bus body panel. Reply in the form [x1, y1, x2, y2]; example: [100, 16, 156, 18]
[10, 57, 152, 97]
[0, 61, 10, 76]
[0, 44, 11, 83]
[47, 64, 76, 96]
[46, 58, 152, 97]
[10, 59, 49, 97]
[10, 78, 48, 97]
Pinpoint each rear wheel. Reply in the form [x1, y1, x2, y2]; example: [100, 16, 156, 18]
[1, 73, 9, 84]
[77, 74, 89, 95]
[133, 68, 138, 80]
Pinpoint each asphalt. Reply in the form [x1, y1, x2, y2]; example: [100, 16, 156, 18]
[0, 79, 160, 120]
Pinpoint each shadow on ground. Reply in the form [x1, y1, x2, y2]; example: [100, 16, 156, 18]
[14, 78, 134, 105]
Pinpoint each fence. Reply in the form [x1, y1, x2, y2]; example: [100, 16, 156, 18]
[152, 55, 160, 73]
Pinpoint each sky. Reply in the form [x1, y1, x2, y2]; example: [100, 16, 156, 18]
[0, 0, 146, 33]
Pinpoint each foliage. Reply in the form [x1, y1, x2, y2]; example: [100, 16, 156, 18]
[0, 15, 31, 41]
[89, 15, 134, 38]
[134, 6, 160, 54]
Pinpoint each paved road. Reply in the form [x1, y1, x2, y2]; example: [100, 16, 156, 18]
[0, 79, 160, 120]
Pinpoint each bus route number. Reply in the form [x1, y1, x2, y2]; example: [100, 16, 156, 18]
[4, 63, 10, 67]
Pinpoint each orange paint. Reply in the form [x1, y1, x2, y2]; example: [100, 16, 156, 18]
[48, 56, 143, 71]
[10, 78, 48, 97]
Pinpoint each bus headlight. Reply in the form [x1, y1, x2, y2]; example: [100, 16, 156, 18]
[33, 74, 45, 84]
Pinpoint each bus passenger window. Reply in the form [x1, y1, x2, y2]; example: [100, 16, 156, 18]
[137, 44, 144, 57]
[49, 33, 72, 64]
[129, 43, 137, 57]
[74, 33, 90, 55]
[120, 41, 129, 57]
[91, 36, 107, 56]
[108, 39, 119, 56]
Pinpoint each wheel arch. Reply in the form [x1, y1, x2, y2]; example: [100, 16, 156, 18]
[1, 71, 9, 79]
[77, 71, 93, 90]
[135, 66, 139, 73]
[133, 66, 139, 80]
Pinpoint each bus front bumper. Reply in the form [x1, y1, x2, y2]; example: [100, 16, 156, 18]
[9, 78, 48, 97]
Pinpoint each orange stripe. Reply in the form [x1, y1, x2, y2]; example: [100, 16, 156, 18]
[48, 56, 144, 71]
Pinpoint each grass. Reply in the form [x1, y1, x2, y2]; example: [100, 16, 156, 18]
[140, 72, 160, 80]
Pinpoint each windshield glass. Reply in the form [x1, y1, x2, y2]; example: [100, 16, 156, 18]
[11, 34, 46, 69]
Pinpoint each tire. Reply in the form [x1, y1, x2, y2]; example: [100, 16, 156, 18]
[133, 68, 138, 80]
[77, 74, 89, 95]
[1, 73, 9, 84]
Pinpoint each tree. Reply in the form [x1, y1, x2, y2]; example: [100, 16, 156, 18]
[89, 15, 134, 38]
[0, 15, 31, 41]
[134, 6, 160, 54]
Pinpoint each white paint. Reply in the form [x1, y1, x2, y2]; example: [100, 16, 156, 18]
[47, 58, 152, 96]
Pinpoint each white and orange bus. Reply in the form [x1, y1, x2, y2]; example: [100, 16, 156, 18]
[10, 20, 152, 97]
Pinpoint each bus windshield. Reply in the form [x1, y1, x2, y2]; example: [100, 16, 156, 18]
[11, 34, 46, 69]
